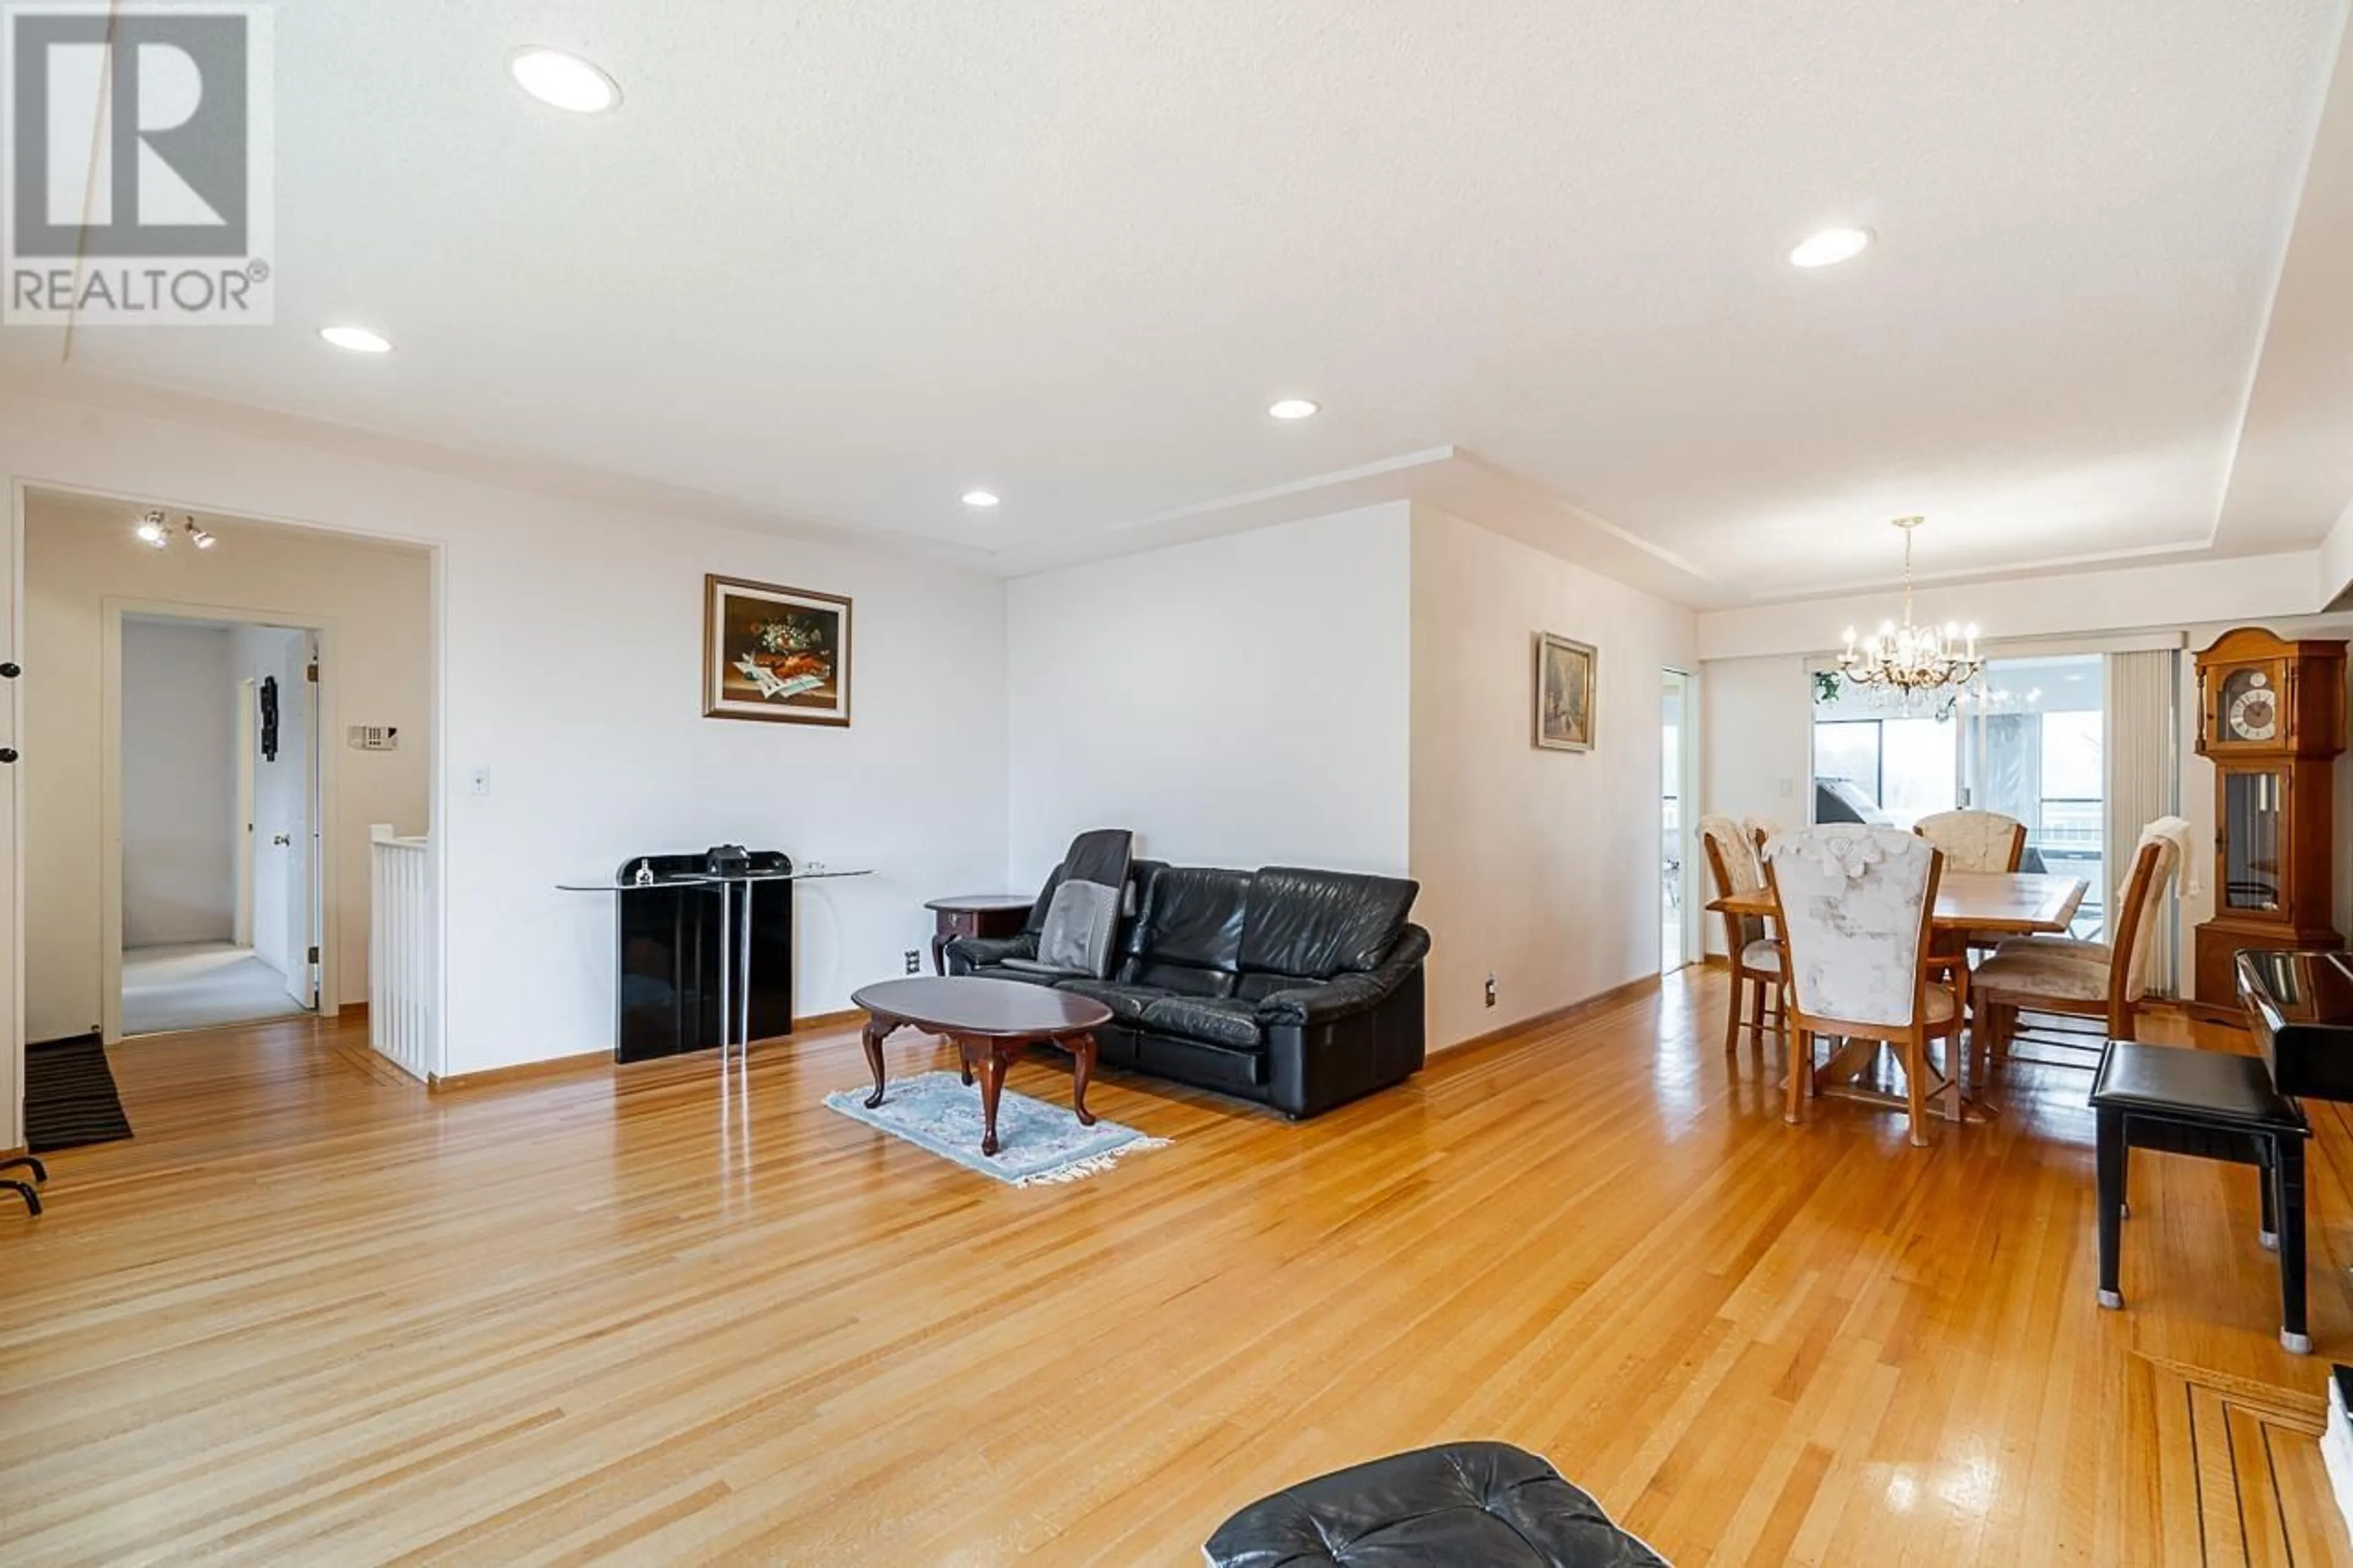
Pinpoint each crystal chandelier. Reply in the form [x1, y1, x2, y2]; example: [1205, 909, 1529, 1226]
[1837, 516, 1979, 702]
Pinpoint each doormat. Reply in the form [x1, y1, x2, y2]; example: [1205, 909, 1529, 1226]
[26, 1034, 133, 1153]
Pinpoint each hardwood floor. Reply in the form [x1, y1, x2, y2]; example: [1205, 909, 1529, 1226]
[5, 971, 2352, 1564]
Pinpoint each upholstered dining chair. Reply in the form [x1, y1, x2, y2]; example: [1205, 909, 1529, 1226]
[1913, 809, 2028, 873]
[1765, 825, 1958, 1147]
[1699, 815, 1783, 1055]
[1969, 817, 2186, 1069]
[1915, 808, 2027, 979]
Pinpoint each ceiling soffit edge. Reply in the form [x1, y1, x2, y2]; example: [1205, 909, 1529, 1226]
[0, 365, 995, 573]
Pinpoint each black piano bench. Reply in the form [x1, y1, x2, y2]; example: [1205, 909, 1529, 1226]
[2090, 1040, 2313, 1353]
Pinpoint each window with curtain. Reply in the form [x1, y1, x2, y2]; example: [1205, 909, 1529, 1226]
[2104, 648, 2181, 995]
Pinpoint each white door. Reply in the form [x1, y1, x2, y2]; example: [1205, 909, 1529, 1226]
[1, 564, 18, 1151]
[1661, 669, 1691, 972]
[303, 635, 324, 1009]
[280, 636, 317, 1008]
[235, 678, 256, 948]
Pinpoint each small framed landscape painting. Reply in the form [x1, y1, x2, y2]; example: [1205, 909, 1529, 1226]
[703, 575, 853, 726]
[1534, 632, 1596, 751]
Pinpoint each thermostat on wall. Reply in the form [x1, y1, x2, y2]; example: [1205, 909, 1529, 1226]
[349, 725, 400, 751]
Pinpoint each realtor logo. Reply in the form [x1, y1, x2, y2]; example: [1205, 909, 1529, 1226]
[3, 2, 273, 324]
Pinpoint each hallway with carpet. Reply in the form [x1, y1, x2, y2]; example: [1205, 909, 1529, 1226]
[122, 943, 311, 1036]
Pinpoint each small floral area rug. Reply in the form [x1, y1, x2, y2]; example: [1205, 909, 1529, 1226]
[824, 1071, 1167, 1186]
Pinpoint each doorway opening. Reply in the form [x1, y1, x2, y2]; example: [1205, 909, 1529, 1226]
[1662, 667, 1694, 972]
[117, 612, 322, 1036]
[17, 486, 435, 1078]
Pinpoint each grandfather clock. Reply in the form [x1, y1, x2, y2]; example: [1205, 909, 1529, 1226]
[2190, 627, 2347, 1012]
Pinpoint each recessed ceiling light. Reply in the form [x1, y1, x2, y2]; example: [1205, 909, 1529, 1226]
[961, 490, 1001, 509]
[1789, 227, 1873, 268]
[509, 47, 622, 114]
[319, 325, 392, 354]
[1268, 398, 1320, 420]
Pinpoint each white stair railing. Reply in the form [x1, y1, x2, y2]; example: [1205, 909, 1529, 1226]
[368, 825, 436, 1080]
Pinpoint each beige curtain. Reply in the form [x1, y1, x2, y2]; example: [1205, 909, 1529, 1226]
[2105, 650, 2180, 994]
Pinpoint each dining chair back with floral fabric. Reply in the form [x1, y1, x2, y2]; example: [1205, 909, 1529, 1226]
[1914, 809, 2027, 873]
[1914, 809, 2027, 971]
[1765, 824, 1958, 1146]
[1699, 814, 1784, 1055]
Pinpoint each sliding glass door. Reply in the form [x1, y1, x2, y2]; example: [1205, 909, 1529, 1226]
[1961, 657, 2105, 935]
[1810, 699, 1957, 827]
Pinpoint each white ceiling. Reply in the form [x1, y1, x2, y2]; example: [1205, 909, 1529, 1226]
[4, 0, 2349, 606]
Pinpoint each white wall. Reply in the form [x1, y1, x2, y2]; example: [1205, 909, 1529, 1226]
[119, 620, 238, 949]
[1004, 499, 1703, 1051]
[1693, 654, 1814, 955]
[1004, 504, 1413, 885]
[1408, 506, 1700, 1047]
[24, 494, 430, 1042]
[2321, 499, 2353, 608]
[2, 384, 1009, 1097]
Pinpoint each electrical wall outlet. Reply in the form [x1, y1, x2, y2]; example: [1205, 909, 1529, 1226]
[904, 949, 921, 974]
[1484, 973, 1498, 1008]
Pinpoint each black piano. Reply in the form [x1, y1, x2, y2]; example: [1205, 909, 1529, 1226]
[2240, 949, 2353, 1105]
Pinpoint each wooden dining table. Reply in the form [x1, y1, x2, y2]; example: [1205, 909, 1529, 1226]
[1707, 869, 2089, 938]
[1707, 869, 2090, 1124]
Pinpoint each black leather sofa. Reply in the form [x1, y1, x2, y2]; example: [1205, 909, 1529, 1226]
[945, 860, 1428, 1119]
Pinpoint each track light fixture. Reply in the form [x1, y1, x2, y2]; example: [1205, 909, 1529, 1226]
[134, 510, 217, 551]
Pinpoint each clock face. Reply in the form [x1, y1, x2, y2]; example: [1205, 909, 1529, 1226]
[2221, 668, 2279, 743]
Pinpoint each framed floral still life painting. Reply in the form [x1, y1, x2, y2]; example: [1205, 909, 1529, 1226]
[1534, 632, 1596, 752]
[704, 575, 853, 726]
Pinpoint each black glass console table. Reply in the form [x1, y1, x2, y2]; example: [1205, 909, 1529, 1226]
[558, 851, 873, 1062]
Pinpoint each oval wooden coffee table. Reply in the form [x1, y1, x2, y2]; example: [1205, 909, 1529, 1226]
[851, 977, 1114, 1157]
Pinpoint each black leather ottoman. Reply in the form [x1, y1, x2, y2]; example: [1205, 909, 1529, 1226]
[1204, 1442, 1667, 1566]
